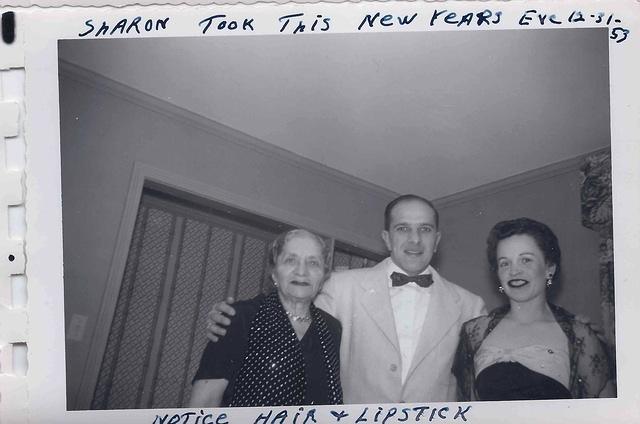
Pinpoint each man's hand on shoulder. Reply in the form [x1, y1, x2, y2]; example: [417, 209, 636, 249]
[206, 297, 236, 342]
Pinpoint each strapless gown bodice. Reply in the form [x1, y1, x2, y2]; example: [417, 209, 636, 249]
[474, 344, 571, 401]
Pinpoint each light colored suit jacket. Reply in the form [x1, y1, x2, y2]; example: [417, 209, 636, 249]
[314, 258, 486, 404]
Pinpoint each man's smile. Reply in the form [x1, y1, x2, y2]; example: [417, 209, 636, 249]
[404, 249, 424, 256]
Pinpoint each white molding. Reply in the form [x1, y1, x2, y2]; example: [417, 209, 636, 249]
[75, 161, 146, 409]
[434, 148, 609, 209]
[137, 162, 385, 251]
[58, 61, 398, 203]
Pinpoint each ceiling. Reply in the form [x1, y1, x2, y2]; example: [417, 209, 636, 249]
[58, 28, 610, 200]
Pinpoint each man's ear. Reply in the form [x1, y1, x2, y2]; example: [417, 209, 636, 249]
[381, 230, 391, 251]
[434, 231, 442, 252]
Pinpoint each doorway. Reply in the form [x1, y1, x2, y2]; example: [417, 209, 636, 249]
[91, 187, 381, 409]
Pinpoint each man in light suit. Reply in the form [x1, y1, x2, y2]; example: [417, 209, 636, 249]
[207, 194, 486, 403]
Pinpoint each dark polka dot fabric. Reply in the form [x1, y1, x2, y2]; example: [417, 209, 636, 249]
[230, 292, 342, 406]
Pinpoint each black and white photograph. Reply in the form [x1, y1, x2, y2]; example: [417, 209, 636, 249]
[56, 26, 618, 412]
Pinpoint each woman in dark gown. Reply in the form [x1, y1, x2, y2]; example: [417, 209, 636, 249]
[453, 218, 614, 400]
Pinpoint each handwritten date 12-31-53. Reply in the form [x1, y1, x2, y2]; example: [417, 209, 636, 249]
[519, 9, 630, 43]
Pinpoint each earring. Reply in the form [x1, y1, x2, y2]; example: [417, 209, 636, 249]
[274, 281, 279, 287]
[498, 286, 504, 293]
[546, 274, 553, 288]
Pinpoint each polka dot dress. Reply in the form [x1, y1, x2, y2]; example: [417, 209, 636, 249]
[230, 292, 342, 406]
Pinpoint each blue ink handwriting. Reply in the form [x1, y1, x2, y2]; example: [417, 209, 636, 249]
[357, 12, 418, 30]
[518, 9, 630, 43]
[152, 410, 228, 424]
[198, 14, 255, 34]
[79, 17, 169, 37]
[429, 9, 502, 27]
[150, 404, 472, 424]
[253, 407, 317, 424]
[278, 13, 331, 34]
[330, 410, 349, 422]
[347, 405, 471, 422]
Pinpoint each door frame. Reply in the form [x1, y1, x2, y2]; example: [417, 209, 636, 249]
[75, 160, 385, 409]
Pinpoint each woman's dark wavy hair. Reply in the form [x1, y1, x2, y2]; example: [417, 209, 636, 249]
[487, 217, 561, 280]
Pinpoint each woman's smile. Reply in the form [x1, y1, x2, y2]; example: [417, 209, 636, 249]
[290, 280, 311, 286]
[507, 279, 529, 288]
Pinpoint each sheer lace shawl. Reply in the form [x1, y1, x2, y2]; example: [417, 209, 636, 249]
[452, 304, 612, 400]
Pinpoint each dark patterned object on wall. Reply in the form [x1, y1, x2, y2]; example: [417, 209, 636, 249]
[580, 150, 615, 378]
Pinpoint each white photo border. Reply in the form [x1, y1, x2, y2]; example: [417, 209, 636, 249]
[22, 1, 640, 423]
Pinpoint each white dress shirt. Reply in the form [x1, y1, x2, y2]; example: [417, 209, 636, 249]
[387, 261, 432, 383]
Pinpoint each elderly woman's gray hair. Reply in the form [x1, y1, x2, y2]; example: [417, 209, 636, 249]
[268, 229, 332, 275]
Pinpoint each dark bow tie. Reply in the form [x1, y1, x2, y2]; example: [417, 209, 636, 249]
[390, 271, 433, 288]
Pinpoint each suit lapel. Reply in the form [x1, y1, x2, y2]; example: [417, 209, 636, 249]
[405, 271, 461, 380]
[358, 260, 400, 353]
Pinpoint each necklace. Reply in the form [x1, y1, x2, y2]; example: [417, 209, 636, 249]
[284, 310, 312, 322]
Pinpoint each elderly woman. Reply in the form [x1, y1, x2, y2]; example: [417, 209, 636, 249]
[453, 218, 614, 400]
[189, 229, 342, 407]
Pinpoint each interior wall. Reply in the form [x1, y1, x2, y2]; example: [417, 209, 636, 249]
[434, 170, 603, 325]
[59, 70, 393, 408]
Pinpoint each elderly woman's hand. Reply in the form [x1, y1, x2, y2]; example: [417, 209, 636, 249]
[206, 297, 236, 342]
